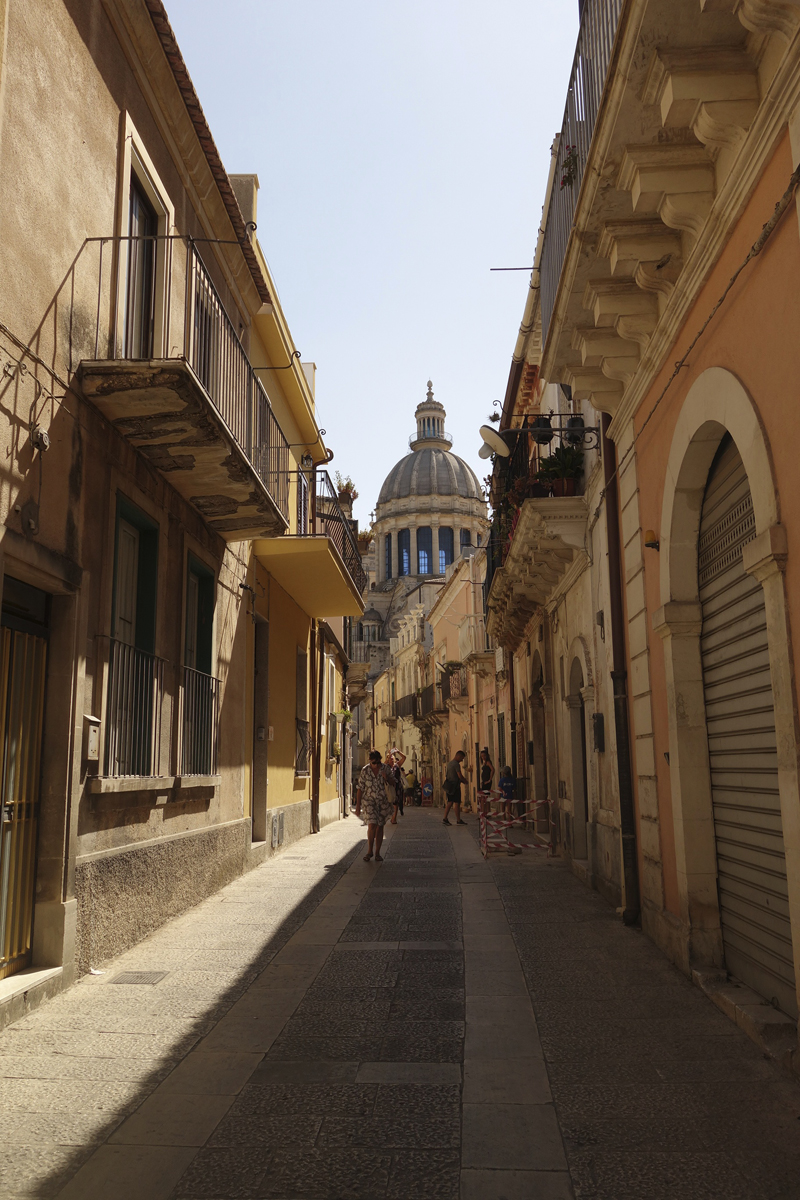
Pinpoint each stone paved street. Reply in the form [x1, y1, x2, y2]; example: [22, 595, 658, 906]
[1, 810, 799, 1199]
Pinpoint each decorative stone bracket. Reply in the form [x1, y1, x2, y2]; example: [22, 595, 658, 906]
[486, 498, 588, 649]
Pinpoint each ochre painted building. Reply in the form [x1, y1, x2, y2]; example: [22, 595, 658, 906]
[0, 0, 363, 1025]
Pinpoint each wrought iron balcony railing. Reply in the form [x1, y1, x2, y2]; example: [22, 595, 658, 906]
[180, 665, 220, 777]
[407, 430, 453, 449]
[295, 718, 311, 777]
[420, 683, 447, 717]
[105, 639, 166, 778]
[87, 235, 290, 522]
[540, 0, 625, 345]
[293, 470, 368, 595]
[447, 667, 469, 702]
[393, 694, 418, 721]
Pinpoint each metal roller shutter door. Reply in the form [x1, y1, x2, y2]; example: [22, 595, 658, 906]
[699, 436, 796, 1017]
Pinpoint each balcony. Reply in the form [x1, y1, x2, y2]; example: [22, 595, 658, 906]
[295, 718, 310, 777]
[78, 236, 290, 540]
[539, 0, 625, 346]
[254, 471, 366, 618]
[88, 639, 220, 794]
[103, 640, 166, 778]
[446, 667, 468, 705]
[180, 666, 220, 777]
[419, 683, 448, 723]
[394, 694, 418, 721]
[458, 615, 492, 665]
[486, 497, 589, 650]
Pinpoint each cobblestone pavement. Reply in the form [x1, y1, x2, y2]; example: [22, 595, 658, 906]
[1, 810, 798, 1199]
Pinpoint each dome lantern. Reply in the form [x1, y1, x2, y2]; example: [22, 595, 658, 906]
[409, 380, 452, 452]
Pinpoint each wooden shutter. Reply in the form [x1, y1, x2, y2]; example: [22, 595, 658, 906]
[699, 437, 796, 1017]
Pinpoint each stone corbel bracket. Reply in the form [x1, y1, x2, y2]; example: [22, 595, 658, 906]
[486, 497, 589, 648]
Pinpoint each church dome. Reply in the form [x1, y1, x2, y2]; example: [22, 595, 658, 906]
[378, 447, 482, 505]
[377, 382, 483, 506]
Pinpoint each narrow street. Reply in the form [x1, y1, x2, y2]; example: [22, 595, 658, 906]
[2, 810, 799, 1200]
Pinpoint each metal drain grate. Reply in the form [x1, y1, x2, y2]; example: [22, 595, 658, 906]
[110, 971, 168, 986]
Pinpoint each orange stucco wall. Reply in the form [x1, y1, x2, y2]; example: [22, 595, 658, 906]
[630, 130, 800, 918]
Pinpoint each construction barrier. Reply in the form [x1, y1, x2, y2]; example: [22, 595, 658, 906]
[477, 790, 552, 859]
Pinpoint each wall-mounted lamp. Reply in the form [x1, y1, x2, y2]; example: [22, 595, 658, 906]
[300, 453, 314, 470]
[644, 529, 660, 550]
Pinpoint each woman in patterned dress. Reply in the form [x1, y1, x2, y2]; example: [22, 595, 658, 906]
[356, 749, 403, 862]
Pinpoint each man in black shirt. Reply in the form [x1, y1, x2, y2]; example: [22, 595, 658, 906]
[443, 751, 467, 826]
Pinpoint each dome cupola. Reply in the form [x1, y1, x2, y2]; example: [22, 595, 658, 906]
[409, 381, 452, 452]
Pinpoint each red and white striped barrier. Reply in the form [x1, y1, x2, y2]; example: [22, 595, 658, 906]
[477, 790, 552, 859]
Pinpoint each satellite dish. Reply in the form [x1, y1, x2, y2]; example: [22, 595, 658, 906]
[478, 442, 493, 459]
[479, 424, 512, 458]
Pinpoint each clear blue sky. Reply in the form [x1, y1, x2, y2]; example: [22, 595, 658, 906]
[164, 0, 579, 527]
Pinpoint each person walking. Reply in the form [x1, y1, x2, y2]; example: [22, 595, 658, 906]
[403, 765, 418, 810]
[443, 750, 468, 826]
[387, 748, 407, 824]
[356, 750, 395, 862]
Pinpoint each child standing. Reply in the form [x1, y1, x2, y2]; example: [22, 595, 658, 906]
[498, 766, 515, 821]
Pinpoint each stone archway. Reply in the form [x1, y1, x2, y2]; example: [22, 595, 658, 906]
[653, 367, 800, 1012]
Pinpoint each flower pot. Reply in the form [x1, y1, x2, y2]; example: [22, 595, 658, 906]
[528, 481, 550, 498]
[551, 477, 577, 497]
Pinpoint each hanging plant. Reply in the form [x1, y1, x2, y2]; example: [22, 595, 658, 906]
[560, 144, 579, 190]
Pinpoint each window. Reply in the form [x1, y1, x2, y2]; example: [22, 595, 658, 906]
[385, 533, 392, 578]
[181, 556, 218, 776]
[113, 498, 158, 653]
[417, 526, 432, 574]
[326, 657, 337, 759]
[184, 557, 214, 674]
[124, 178, 157, 359]
[477, 533, 482, 546]
[398, 529, 410, 576]
[460, 528, 471, 553]
[107, 498, 160, 777]
[295, 647, 309, 776]
[438, 527, 454, 574]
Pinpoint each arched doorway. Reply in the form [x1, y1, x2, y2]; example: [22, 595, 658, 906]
[699, 436, 796, 1015]
[568, 657, 589, 861]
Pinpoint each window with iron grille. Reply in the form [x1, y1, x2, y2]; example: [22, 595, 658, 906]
[295, 647, 309, 776]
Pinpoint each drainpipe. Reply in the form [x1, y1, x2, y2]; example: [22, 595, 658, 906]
[509, 652, 518, 788]
[601, 414, 640, 925]
[310, 620, 322, 833]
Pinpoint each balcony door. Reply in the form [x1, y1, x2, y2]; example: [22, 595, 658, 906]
[182, 558, 217, 776]
[109, 501, 159, 777]
[124, 178, 157, 360]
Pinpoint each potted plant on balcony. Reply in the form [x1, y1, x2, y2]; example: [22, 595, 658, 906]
[535, 445, 584, 497]
[334, 472, 359, 505]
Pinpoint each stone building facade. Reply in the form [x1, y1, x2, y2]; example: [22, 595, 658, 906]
[0, 0, 363, 1025]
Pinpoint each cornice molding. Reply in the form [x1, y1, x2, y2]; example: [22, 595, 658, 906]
[607, 27, 800, 441]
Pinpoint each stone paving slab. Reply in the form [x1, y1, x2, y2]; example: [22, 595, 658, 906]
[2, 808, 799, 1199]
